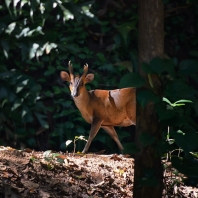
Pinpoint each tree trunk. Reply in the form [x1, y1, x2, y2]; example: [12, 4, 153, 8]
[133, 0, 164, 197]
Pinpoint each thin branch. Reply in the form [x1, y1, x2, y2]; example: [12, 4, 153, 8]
[165, 3, 192, 17]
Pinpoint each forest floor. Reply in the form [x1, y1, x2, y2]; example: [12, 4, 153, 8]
[0, 146, 197, 198]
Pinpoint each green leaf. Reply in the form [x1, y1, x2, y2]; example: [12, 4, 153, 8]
[189, 50, 198, 58]
[44, 66, 55, 76]
[0, 22, 6, 34]
[56, 158, 65, 164]
[57, 66, 67, 71]
[5, 22, 16, 34]
[29, 43, 39, 59]
[23, 110, 33, 122]
[16, 79, 29, 93]
[172, 157, 198, 177]
[65, 44, 80, 53]
[165, 80, 196, 101]
[174, 103, 185, 106]
[12, 99, 23, 111]
[13, 0, 20, 16]
[0, 71, 13, 79]
[20, 43, 29, 61]
[179, 59, 198, 75]
[16, 27, 30, 38]
[45, 42, 57, 54]
[174, 99, 193, 104]
[66, 140, 73, 147]
[163, 98, 193, 107]
[145, 57, 175, 76]
[22, 105, 29, 118]
[117, 21, 137, 44]
[77, 127, 85, 134]
[0, 86, 8, 99]
[53, 86, 61, 95]
[59, 110, 71, 117]
[37, 78, 46, 83]
[1, 40, 10, 58]
[171, 130, 198, 153]
[78, 53, 86, 59]
[119, 73, 145, 88]
[16, 84, 25, 92]
[44, 91, 53, 97]
[96, 53, 106, 63]
[177, 130, 185, 135]
[156, 105, 176, 121]
[141, 62, 153, 74]
[137, 90, 160, 107]
[8, 91, 16, 102]
[58, 4, 74, 21]
[163, 97, 172, 106]
[35, 112, 49, 129]
[5, 0, 12, 9]
[43, 150, 52, 157]
[66, 122, 74, 129]
[98, 64, 114, 71]
[190, 152, 198, 159]
[30, 84, 41, 93]
[114, 61, 133, 72]
[75, 135, 87, 142]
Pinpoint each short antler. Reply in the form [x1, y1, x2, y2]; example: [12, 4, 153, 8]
[68, 61, 74, 80]
[81, 63, 88, 78]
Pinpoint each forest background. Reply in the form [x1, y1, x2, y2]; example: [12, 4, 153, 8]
[0, 0, 198, 188]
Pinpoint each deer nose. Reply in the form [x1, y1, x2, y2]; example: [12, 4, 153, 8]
[71, 88, 78, 97]
[71, 93, 78, 97]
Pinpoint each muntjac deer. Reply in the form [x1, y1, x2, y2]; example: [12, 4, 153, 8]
[60, 61, 136, 153]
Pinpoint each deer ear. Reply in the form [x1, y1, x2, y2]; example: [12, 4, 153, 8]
[84, 74, 94, 84]
[60, 71, 70, 82]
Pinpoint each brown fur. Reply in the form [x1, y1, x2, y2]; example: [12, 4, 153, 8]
[60, 64, 136, 153]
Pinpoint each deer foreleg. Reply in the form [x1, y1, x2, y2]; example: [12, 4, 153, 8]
[102, 126, 124, 152]
[82, 119, 102, 153]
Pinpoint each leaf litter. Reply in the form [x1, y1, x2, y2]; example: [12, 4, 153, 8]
[0, 146, 197, 197]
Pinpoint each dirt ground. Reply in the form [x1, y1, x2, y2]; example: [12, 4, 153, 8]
[0, 146, 197, 198]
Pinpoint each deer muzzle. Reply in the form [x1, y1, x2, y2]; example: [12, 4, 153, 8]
[71, 86, 79, 98]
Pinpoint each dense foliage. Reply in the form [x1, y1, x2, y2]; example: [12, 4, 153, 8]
[138, 57, 198, 186]
[0, 0, 137, 152]
[0, 0, 198, 186]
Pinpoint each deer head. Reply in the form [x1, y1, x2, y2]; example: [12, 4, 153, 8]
[60, 61, 94, 97]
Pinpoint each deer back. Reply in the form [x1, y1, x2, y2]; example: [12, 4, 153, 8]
[87, 88, 136, 126]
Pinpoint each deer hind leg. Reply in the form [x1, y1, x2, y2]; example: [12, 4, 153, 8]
[82, 118, 102, 153]
[102, 126, 124, 152]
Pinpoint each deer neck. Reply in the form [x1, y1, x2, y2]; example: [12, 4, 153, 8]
[73, 88, 90, 110]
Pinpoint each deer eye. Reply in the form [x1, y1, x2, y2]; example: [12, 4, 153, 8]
[80, 82, 83, 86]
[70, 82, 73, 85]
